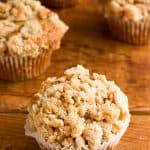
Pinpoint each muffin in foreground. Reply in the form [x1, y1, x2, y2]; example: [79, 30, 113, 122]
[40, 0, 78, 8]
[25, 65, 130, 150]
[100, 0, 150, 45]
[0, 0, 68, 81]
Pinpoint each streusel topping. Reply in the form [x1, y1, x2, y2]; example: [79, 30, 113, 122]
[26, 65, 130, 150]
[100, 0, 150, 21]
[0, 0, 68, 57]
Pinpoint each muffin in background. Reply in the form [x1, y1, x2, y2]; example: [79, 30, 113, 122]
[25, 65, 130, 150]
[40, 0, 79, 8]
[0, 0, 68, 81]
[99, 0, 150, 45]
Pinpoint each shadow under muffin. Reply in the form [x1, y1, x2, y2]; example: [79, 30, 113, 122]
[40, 0, 79, 8]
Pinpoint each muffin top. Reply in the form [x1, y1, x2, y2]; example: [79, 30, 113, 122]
[100, 0, 150, 21]
[26, 65, 130, 150]
[0, 0, 68, 57]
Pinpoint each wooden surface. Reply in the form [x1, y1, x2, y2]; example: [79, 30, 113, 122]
[0, 0, 150, 149]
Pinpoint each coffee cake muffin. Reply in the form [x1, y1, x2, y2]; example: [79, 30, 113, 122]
[100, 0, 150, 45]
[0, 0, 68, 81]
[25, 65, 130, 150]
[40, 0, 78, 8]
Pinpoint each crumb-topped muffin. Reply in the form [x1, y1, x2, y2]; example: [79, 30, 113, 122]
[0, 0, 68, 81]
[101, 0, 150, 21]
[100, 0, 150, 44]
[25, 65, 130, 150]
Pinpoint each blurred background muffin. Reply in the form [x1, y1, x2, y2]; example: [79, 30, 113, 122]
[0, 0, 68, 81]
[40, 0, 79, 8]
[99, 0, 150, 45]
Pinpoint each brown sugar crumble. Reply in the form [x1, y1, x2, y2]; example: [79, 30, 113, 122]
[100, 0, 150, 21]
[0, 0, 68, 57]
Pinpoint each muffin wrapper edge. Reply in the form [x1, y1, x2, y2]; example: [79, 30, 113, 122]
[0, 50, 52, 81]
[106, 17, 150, 45]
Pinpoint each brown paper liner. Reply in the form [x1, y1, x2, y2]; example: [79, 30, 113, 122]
[41, 0, 78, 8]
[106, 17, 150, 45]
[0, 50, 52, 81]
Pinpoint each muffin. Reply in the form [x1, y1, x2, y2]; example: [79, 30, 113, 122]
[100, 0, 150, 45]
[25, 65, 131, 150]
[40, 0, 78, 8]
[0, 0, 68, 81]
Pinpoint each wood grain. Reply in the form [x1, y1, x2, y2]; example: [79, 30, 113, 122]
[0, 113, 39, 150]
[0, 0, 150, 149]
[0, 114, 149, 150]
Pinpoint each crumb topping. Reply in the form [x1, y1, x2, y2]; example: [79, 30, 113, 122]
[100, 0, 150, 21]
[26, 65, 130, 150]
[0, 0, 68, 57]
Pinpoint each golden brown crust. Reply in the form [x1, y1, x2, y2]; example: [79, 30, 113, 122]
[0, 0, 68, 57]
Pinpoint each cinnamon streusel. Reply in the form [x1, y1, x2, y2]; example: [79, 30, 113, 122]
[25, 65, 130, 150]
[101, 0, 150, 21]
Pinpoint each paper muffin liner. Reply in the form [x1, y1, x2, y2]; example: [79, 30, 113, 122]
[106, 17, 150, 45]
[25, 116, 130, 150]
[41, 0, 78, 8]
[0, 50, 52, 81]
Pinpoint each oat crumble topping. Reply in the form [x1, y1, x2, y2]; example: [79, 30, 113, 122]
[100, 0, 150, 21]
[26, 65, 130, 150]
[0, 0, 68, 57]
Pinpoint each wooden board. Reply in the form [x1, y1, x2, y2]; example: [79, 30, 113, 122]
[0, 0, 150, 149]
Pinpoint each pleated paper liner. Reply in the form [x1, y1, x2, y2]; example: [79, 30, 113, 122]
[25, 117, 130, 150]
[0, 50, 52, 81]
[41, 0, 78, 8]
[106, 17, 150, 45]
